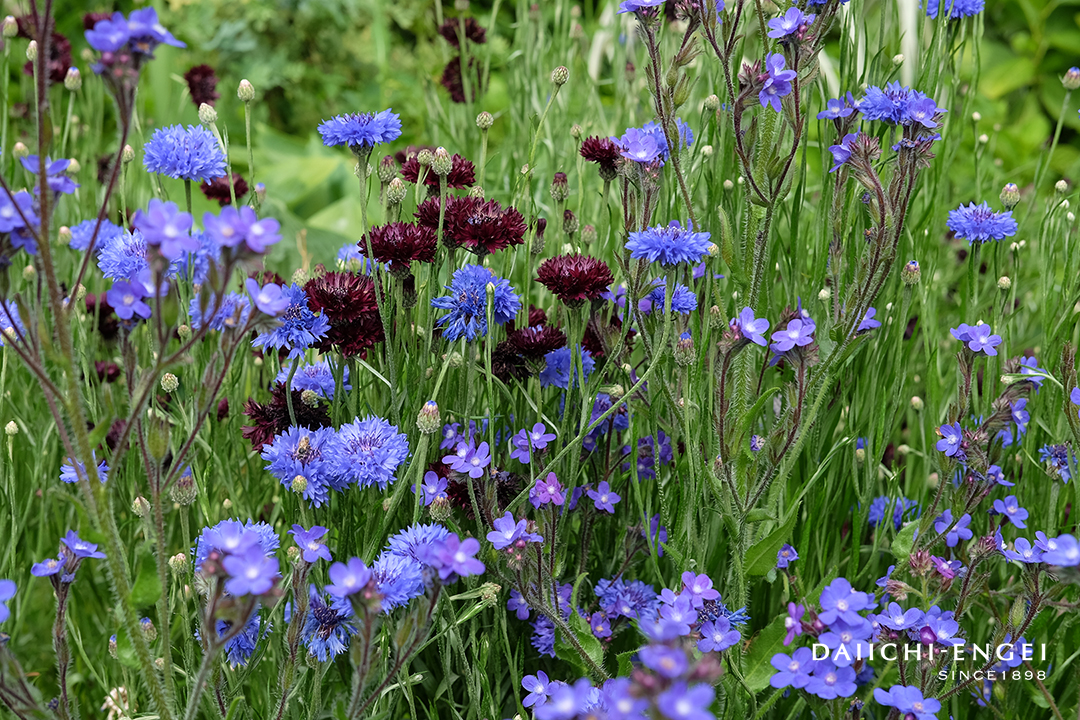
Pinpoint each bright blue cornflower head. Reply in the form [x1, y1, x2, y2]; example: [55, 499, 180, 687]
[947, 202, 1018, 244]
[60, 454, 109, 484]
[817, 93, 857, 120]
[1039, 444, 1074, 483]
[925, 0, 984, 18]
[431, 264, 521, 342]
[874, 685, 942, 719]
[0, 579, 15, 623]
[262, 426, 340, 507]
[222, 544, 280, 596]
[372, 552, 425, 612]
[613, 126, 662, 163]
[859, 82, 941, 125]
[318, 109, 403, 153]
[626, 220, 713, 266]
[20, 156, 79, 195]
[950, 323, 1001, 355]
[776, 543, 798, 569]
[290, 525, 332, 563]
[617, 0, 664, 12]
[301, 588, 357, 661]
[643, 281, 697, 315]
[275, 359, 350, 399]
[768, 7, 815, 38]
[828, 132, 859, 172]
[216, 611, 262, 668]
[333, 415, 409, 490]
[251, 284, 329, 359]
[386, 523, 450, 564]
[131, 199, 197, 260]
[867, 495, 918, 530]
[539, 345, 595, 389]
[188, 292, 251, 332]
[759, 53, 797, 112]
[733, 307, 770, 346]
[97, 228, 149, 281]
[143, 125, 227, 184]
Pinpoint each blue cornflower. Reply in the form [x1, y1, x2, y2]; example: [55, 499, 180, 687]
[818, 93, 857, 120]
[372, 551, 425, 611]
[60, 454, 109, 484]
[318, 110, 403, 152]
[642, 281, 697, 315]
[275, 359, 349, 399]
[539, 346, 595, 389]
[431, 264, 520, 342]
[760, 54, 797, 112]
[175, 230, 221, 285]
[613, 126, 663, 163]
[867, 495, 919, 530]
[131, 199, 197, 260]
[947, 202, 1018, 244]
[768, 7, 815, 38]
[188, 292, 251, 331]
[97, 228, 149, 281]
[21, 156, 78, 195]
[0, 580, 15, 623]
[860, 82, 945, 126]
[222, 544, 280, 596]
[595, 577, 660, 619]
[143, 125, 226, 184]
[290, 525, 332, 563]
[262, 426, 340, 507]
[216, 611, 262, 667]
[828, 132, 859, 172]
[251, 284, 329, 359]
[925, 0, 984, 18]
[1039, 444, 1074, 483]
[936, 421, 965, 458]
[386, 523, 450, 565]
[0, 189, 39, 254]
[626, 220, 712, 266]
[301, 587, 357, 661]
[333, 415, 409, 490]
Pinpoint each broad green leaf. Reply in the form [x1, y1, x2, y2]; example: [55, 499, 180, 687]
[744, 503, 800, 577]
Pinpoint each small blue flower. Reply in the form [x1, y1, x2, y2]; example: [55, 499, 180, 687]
[318, 110, 403, 151]
[275, 359, 349, 399]
[188, 292, 251, 331]
[251, 284, 330, 359]
[143, 125, 227, 183]
[947, 202, 1018, 244]
[0, 580, 15, 623]
[828, 133, 859, 172]
[20, 156, 79, 195]
[333, 415, 409, 490]
[431, 265, 521, 342]
[925, 0, 984, 18]
[60, 455, 109, 484]
[131, 199, 197, 261]
[626, 220, 712, 266]
[539, 346, 595, 389]
[768, 7, 815, 38]
[817, 93, 857, 120]
[612, 126, 663, 163]
[760, 54, 796, 112]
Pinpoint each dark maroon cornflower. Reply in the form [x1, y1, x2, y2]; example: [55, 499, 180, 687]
[360, 222, 438, 272]
[394, 145, 435, 165]
[506, 325, 566, 361]
[437, 17, 488, 47]
[440, 56, 482, 104]
[303, 271, 384, 358]
[85, 293, 120, 342]
[216, 397, 230, 421]
[183, 64, 221, 107]
[200, 173, 249, 206]
[94, 361, 120, 383]
[532, 218, 547, 241]
[492, 341, 531, 383]
[536, 254, 614, 307]
[96, 155, 115, 185]
[446, 470, 523, 519]
[416, 196, 526, 256]
[580, 136, 621, 180]
[17, 17, 72, 84]
[401, 153, 475, 189]
[527, 305, 548, 327]
[241, 383, 332, 452]
[583, 314, 630, 359]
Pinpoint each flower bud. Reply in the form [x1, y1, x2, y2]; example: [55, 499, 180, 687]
[723, 179, 734, 191]
[377, 155, 397, 183]
[169, 553, 188, 575]
[908, 549, 933, 577]
[674, 335, 694, 366]
[892, 54, 904, 66]
[108, 635, 118, 659]
[476, 111, 494, 130]
[581, 224, 597, 244]
[998, 276, 1011, 290]
[286, 545, 301, 564]
[570, 123, 583, 140]
[417, 401, 441, 434]
[75, 284, 86, 302]
[1056, 179, 1068, 195]
[255, 182, 266, 203]
[479, 582, 501, 606]
[237, 79, 255, 102]
[132, 496, 151, 518]
[140, 618, 157, 642]
[300, 389, 319, 408]
[386, 177, 408, 206]
[170, 473, 198, 506]
[160, 373, 179, 393]
[1063, 67, 1080, 91]
[901, 259, 921, 286]
[550, 172, 569, 202]
[12, 142, 28, 159]
[977, 133, 988, 144]
[417, 149, 434, 167]
[971, 111, 981, 122]
[121, 145, 135, 164]
[26, 41, 37, 62]
[429, 496, 452, 522]
[910, 395, 924, 411]
[197, 103, 218, 126]
[701, 144, 713, 157]
[64, 67, 81, 92]
[22, 264, 35, 281]
[855, 448, 866, 463]
[67, 159, 80, 174]
[4, 421, 17, 436]
[562, 209, 579, 236]
[817, 287, 830, 302]
[1000, 182, 1019, 210]
[551, 65, 570, 86]
[222, 498, 233, 510]
[448, 352, 464, 368]
[177, 324, 191, 341]
[703, 94, 720, 112]
[432, 147, 453, 176]
[2, 17, 16, 38]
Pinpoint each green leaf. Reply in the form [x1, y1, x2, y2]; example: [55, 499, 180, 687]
[892, 521, 919, 561]
[744, 503, 800, 577]
[131, 553, 162, 608]
[114, 627, 141, 670]
[743, 614, 788, 692]
[554, 613, 605, 679]
[616, 650, 635, 677]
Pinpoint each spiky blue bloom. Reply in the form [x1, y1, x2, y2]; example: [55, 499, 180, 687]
[595, 577, 661, 620]
[539, 346, 595, 389]
[431, 265, 521, 342]
[386, 523, 450, 564]
[301, 588, 357, 661]
[946, 202, 1018, 244]
[925, 0, 983, 18]
[626, 221, 712, 266]
[372, 552, 425, 611]
[143, 125, 227, 183]
[97, 229, 149, 281]
[1039, 444, 1074, 483]
[215, 610, 263, 667]
[332, 415, 410, 490]
[188, 293, 251, 332]
[318, 110, 403, 151]
[643, 282, 697, 315]
[193, 518, 280, 571]
[867, 495, 919, 530]
[251, 284, 330, 359]
[859, 83, 942, 125]
[261, 426, 341, 508]
[69, 218, 125, 253]
[275, 359, 350, 399]
[60, 455, 109, 484]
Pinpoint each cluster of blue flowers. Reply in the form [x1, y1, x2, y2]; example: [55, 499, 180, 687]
[431, 264, 521, 342]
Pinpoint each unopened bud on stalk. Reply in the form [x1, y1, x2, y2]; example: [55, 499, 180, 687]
[169, 553, 188, 575]
[222, 498, 233, 511]
[160, 373, 179, 393]
[476, 111, 494, 130]
[26, 41, 37, 62]
[551, 65, 569, 86]
[4, 421, 17, 436]
[910, 396, 924, 411]
[170, 472, 197, 505]
[255, 182, 266, 203]
[386, 177, 407, 206]
[892, 54, 904, 66]
[703, 94, 720, 112]
[132, 496, 150, 517]
[563, 209, 579, 236]
[550, 172, 569, 202]
[429, 496, 452, 522]
[1000, 182, 1019, 210]
[432, 147, 453, 176]
[468, 185, 485, 200]
[67, 159, 80, 174]
[581, 224, 597, 244]
[701, 145, 713, 157]
[817, 287, 830, 302]
[1055, 179, 1068, 194]
[377, 155, 397, 183]
[22, 264, 35, 281]
[286, 545, 301, 564]
[971, 111, 981, 122]
[121, 145, 135, 164]
[855, 448, 866, 463]
[998, 276, 1011, 290]
[570, 124, 583, 140]
[108, 635, 118, 659]
[177, 324, 191, 341]
[2, 17, 16, 38]
[417, 149, 434, 168]
[901, 260, 921, 286]
[58, 226, 72, 245]
[300, 389, 319, 408]
[977, 133, 989, 144]
[64, 67, 81, 92]
[12, 142, 28, 159]
[1063, 67, 1080, 91]
[198, 103, 218, 125]
[674, 334, 694, 366]
[417, 401, 441, 434]
[448, 352, 464, 369]
[479, 582, 501, 606]
[140, 618, 157, 643]
[74, 284, 86, 302]
[723, 179, 733, 191]
[237, 79, 255, 102]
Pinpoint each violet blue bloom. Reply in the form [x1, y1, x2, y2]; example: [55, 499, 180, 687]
[783, 602, 805, 645]
[770, 647, 817, 689]
[759, 53, 797, 112]
[767, 7, 815, 38]
[289, 525, 332, 563]
[935, 422, 964, 458]
[487, 512, 542, 550]
[857, 307, 881, 332]
[531, 472, 566, 507]
[432, 534, 485, 579]
[874, 685, 942, 720]
[590, 612, 612, 638]
[733, 306, 770, 346]
[697, 617, 740, 652]
[614, 127, 662, 163]
[522, 671, 552, 707]
[992, 495, 1028, 528]
[933, 509, 973, 547]
[776, 543, 798, 569]
[222, 544, 279, 596]
[417, 471, 448, 506]
[878, 602, 924, 631]
[131, 199, 196, 260]
[640, 644, 689, 678]
[587, 481, 620, 513]
[1003, 537, 1042, 564]
[245, 278, 290, 316]
[325, 558, 372, 597]
[770, 318, 815, 352]
[1040, 534, 1080, 566]
[804, 660, 857, 699]
[681, 571, 720, 608]
[817, 95, 855, 120]
[828, 132, 859, 172]
[656, 682, 715, 720]
[817, 577, 871, 625]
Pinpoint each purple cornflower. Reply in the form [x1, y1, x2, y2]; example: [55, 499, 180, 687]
[639, 644, 689, 678]
[318, 109, 403, 152]
[759, 53, 797, 112]
[432, 265, 521, 342]
[325, 557, 372, 597]
[817, 577, 871, 625]
[860, 82, 936, 125]
[878, 602, 924, 631]
[783, 602, 805, 645]
[587, 481, 620, 513]
[106, 280, 152, 321]
[531, 472, 566, 507]
[828, 132, 859, 172]
[613, 127, 663, 163]
[244, 278, 290, 316]
[1040, 534, 1080, 566]
[143, 125, 227, 183]
[289, 525, 332, 563]
[935, 422, 965, 458]
[522, 671, 553, 707]
[776, 543, 798, 569]
[131, 199, 196, 260]
[487, 512, 542, 550]
[992, 495, 1028, 528]
[681, 571, 720, 608]
[769, 647, 817, 689]
[61, 530, 106, 560]
[222, 544, 280, 596]
[431, 534, 485, 579]
[947, 202, 1018, 244]
[697, 617, 740, 652]
[857, 307, 881, 332]
[770, 318, 815, 352]
[874, 685, 942, 720]
[817, 94, 856, 119]
[251, 284, 329, 359]
[417, 471, 448, 506]
[0, 580, 14, 623]
[625, 220, 712, 266]
[767, 7, 814, 38]
[933, 510, 973, 547]
[925, 0, 984, 19]
[733, 306, 770, 346]
[59, 455, 109, 485]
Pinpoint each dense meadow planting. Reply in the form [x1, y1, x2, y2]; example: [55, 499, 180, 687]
[0, 0, 1079, 719]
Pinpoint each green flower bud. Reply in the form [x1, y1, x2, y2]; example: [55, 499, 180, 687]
[476, 111, 494, 130]
[237, 79, 255, 102]
[417, 401, 441, 434]
[198, 103, 218, 125]
[64, 67, 81, 92]
[551, 65, 569, 86]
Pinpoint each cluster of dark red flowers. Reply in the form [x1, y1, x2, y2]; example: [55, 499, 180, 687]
[200, 173, 250, 206]
[401, 153, 476, 189]
[302, 270, 384, 358]
[183, 64, 220, 107]
[536, 254, 614, 308]
[241, 384, 332, 452]
[437, 17, 486, 103]
[359, 222, 438, 275]
[416, 196, 526, 256]
[580, 136, 622, 181]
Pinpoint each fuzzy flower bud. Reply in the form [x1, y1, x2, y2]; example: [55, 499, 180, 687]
[550, 172, 569, 202]
[417, 401, 441, 434]
[892, 54, 904, 66]
[57, 226, 72, 246]
[417, 149, 434, 167]
[476, 111, 494, 130]
[132, 496, 151, 518]
[237, 79, 255, 102]
[674, 335, 694, 366]
[468, 185, 485, 200]
[140, 618, 157, 642]
[5, 421, 17, 436]
[377, 155, 397, 183]
[68, 159, 80, 174]
[901, 260, 921, 286]
[170, 473, 198, 506]
[581, 224, 597, 244]
[169, 553, 188, 575]
[64, 67, 81, 92]
[26, 41, 37, 62]
[563, 209, 579, 236]
[1000, 182, 1020, 210]
[1056, 179, 1068, 195]
[1, 17, 16, 38]
[12, 142, 28, 159]
[723, 179, 734, 191]
[998, 276, 1011, 290]
[386, 177, 407, 206]
[817, 287, 830, 302]
[701, 145, 713, 157]
[74, 284, 86, 302]
[910, 395, 924, 411]
[1063, 67, 1080, 91]
[291, 475, 308, 495]
[429, 496, 452, 522]
[286, 545, 301, 564]
[570, 123, 583, 140]
[177, 324, 192, 341]
[121, 145, 135, 164]
[551, 66, 570, 86]
[704, 94, 720, 112]
[855, 448, 866, 463]
[198, 103, 218, 126]
[108, 635, 118, 659]
[432, 147, 453, 176]
[300, 389, 319, 408]
[160, 373, 179, 393]
[22, 264, 35, 281]
[479, 582, 502, 606]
